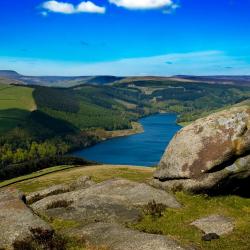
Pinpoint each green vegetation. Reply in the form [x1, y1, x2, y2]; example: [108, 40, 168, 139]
[0, 83, 36, 111]
[131, 192, 250, 250]
[1, 76, 250, 181]
[115, 80, 250, 123]
[2, 165, 154, 193]
[0, 83, 36, 133]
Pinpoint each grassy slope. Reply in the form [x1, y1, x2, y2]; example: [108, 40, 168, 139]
[0, 164, 154, 193]
[0, 83, 36, 111]
[1, 165, 249, 250]
[0, 83, 36, 133]
[33, 85, 138, 131]
[114, 79, 250, 124]
[1, 79, 250, 135]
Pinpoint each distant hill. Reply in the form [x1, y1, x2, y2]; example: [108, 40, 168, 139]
[0, 71, 124, 87]
[175, 75, 250, 86]
[0, 70, 21, 78]
[1, 70, 250, 87]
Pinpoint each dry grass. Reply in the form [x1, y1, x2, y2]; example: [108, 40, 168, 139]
[4, 165, 154, 193]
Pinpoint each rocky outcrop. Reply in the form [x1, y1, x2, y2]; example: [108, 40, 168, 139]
[30, 179, 180, 225]
[65, 222, 186, 250]
[152, 106, 250, 195]
[0, 188, 53, 250]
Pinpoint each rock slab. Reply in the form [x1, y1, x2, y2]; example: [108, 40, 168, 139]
[31, 179, 180, 225]
[191, 214, 234, 236]
[0, 188, 53, 250]
[26, 175, 95, 204]
[67, 222, 185, 250]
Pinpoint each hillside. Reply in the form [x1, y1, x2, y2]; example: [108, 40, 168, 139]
[1, 97, 250, 250]
[0, 74, 250, 181]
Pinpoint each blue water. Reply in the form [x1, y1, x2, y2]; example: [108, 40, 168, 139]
[73, 113, 181, 166]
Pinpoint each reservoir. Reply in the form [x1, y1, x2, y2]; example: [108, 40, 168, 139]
[72, 113, 182, 166]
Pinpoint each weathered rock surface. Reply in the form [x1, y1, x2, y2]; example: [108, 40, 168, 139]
[26, 184, 70, 204]
[153, 106, 250, 194]
[191, 214, 234, 236]
[31, 179, 180, 225]
[66, 222, 186, 250]
[69, 175, 95, 190]
[26, 176, 95, 204]
[0, 188, 53, 250]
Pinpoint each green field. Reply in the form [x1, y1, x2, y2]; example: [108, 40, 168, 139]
[0, 83, 36, 111]
[0, 83, 36, 133]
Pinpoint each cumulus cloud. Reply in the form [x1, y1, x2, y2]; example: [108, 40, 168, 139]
[77, 1, 106, 13]
[42, 1, 106, 14]
[109, 0, 176, 10]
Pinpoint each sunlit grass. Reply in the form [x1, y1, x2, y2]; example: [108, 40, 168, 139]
[1, 164, 154, 193]
[132, 192, 250, 250]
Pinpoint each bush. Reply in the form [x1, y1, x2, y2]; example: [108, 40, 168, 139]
[13, 228, 68, 250]
[143, 200, 167, 218]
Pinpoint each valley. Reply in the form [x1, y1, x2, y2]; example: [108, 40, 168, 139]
[0, 73, 250, 250]
[0, 72, 250, 180]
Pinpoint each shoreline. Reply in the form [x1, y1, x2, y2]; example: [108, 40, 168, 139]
[73, 112, 180, 154]
[84, 121, 144, 146]
[92, 121, 144, 141]
[69, 112, 183, 157]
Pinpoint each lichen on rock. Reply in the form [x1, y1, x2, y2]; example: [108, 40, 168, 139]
[153, 105, 250, 195]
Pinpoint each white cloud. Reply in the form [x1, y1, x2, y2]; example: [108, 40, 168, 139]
[42, 1, 75, 14]
[1, 51, 250, 76]
[42, 1, 106, 14]
[109, 0, 175, 10]
[77, 1, 106, 14]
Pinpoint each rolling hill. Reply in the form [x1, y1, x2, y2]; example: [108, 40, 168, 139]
[2, 70, 250, 87]
[0, 73, 250, 180]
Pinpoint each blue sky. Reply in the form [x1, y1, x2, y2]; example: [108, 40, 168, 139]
[0, 0, 250, 76]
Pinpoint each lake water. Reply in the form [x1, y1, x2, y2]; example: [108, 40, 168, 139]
[72, 113, 182, 166]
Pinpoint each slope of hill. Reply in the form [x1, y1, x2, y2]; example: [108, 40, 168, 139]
[0, 83, 36, 133]
[1, 74, 250, 181]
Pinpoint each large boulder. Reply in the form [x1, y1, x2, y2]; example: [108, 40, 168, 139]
[152, 106, 250, 195]
[0, 188, 53, 250]
[31, 179, 180, 225]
